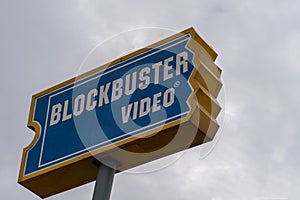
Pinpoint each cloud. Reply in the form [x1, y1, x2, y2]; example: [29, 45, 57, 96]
[0, 0, 299, 199]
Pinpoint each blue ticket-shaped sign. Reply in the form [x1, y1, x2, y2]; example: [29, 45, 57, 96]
[26, 34, 193, 174]
[19, 27, 222, 198]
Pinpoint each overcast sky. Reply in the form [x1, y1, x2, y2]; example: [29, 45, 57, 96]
[1, 0, 299, 199]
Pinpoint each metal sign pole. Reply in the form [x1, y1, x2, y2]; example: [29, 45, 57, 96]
[92, 162, 115, 200]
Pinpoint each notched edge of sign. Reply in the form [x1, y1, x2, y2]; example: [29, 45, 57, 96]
[18, 96, 40, 182]
[18, 27, 222, 198]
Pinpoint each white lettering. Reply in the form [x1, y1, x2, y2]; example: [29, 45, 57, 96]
[163, 56, 174, 81]
[138, 67, 150, 90]
[73, 94, 85, 116]
[86, 89, 98, 111]
[152, 92, 161, 112]
[49, 51, 188, 126]
[132, 101, 139, 120]
[139, 97, 151, 117]
[152, 61, 162, 84]
[125, 72, 137, 95]
[99, 82, 111, 107]
[111, 78, 123, 102]
[120, 89, 175, 124]
[62, 100, 72, 121]
[121, 103, 133, 124]
[50, 103, 62, 126]
[176, 51, 188, 75]
[163, 88, 175, 107]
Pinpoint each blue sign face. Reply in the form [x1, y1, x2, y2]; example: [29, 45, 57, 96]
[23, 34, 195, 176]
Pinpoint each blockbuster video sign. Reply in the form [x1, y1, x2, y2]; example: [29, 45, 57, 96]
[18, 27, 222, 198]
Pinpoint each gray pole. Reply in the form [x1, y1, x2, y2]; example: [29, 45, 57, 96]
[92, 162, 115, 200]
